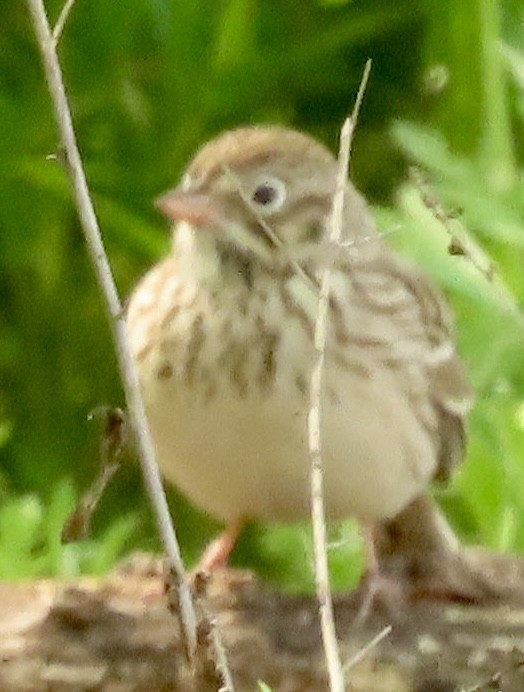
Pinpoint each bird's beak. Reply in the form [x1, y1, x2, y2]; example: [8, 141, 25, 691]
[154, 189, 219, 229]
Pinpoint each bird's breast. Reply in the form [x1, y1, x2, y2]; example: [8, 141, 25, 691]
[126, 262, 438, 524]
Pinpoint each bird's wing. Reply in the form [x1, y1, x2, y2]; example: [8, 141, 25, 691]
[382, 254, 472, 482]
[346, 248, 472, 482]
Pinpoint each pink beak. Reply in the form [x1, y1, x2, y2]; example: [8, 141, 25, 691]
[154, 189, 219, 228]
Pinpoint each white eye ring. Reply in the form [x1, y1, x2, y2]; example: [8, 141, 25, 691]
[251, 177, 287, 214]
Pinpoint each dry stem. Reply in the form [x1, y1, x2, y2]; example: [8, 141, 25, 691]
[26, 0, 198, 662]
[52, 0, 76, 45]
[307, 59, 371, 692]
[343, 625, 392, 673]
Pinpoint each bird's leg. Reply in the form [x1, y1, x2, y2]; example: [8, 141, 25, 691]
[354, 523, 381, 623]
[374, 494, 499, 603]
[352, 522, 404, 624]
[195, 517, 246, 574]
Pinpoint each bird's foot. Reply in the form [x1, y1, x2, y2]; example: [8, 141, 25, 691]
[375, 496, 503, 606]
[405, 550, 502, 605]
[351, 569, 407, 627]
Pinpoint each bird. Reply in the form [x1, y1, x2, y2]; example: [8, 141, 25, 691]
[125, 125, 475, 596]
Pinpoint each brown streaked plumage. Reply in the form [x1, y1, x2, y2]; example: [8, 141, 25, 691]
[126, 125, 477, 594]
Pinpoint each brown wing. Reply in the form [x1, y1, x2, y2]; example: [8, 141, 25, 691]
[346, 246, 472, 483]
[384, 255, 472, 482]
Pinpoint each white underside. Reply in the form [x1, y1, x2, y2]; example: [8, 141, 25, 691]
[127, 246, 438, 525]
[140, 359, 436, 524]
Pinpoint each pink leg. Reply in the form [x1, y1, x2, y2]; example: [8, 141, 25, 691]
[196, 518, 246, 573]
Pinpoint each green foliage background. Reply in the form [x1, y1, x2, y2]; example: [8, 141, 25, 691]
[0, 0, 523, 587]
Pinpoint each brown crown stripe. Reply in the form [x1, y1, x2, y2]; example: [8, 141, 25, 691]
[189, 150, 281, 189]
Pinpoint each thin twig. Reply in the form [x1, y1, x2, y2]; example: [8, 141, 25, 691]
[409, 166, 497, 282]
[52, 0, 76, 46]
[408, 167, 524, 329]
[192, 572, 236, 692]
[62, 407, 127, 543]
[307, 118, 349, 692]
[26, 0, 197, 661]
[343, 625, 392, 673]
[308, 59, 372, 692]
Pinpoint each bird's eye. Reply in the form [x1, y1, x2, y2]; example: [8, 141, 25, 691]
[251, 177, 287, 214]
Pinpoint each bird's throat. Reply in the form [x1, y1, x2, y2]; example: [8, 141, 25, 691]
[174, 221, 261, 289]
[216, 240, 256, 288]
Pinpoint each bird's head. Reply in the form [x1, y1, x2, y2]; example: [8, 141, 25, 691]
[156, 126, 377, 283]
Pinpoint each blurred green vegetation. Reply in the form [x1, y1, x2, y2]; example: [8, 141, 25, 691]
[0, 0, 523, 589]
